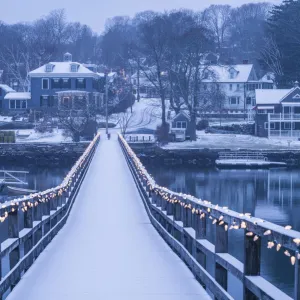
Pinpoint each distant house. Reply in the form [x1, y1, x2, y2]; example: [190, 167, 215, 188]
[255, 82, 300, 138]
[201, 63, 274, 116]
[0, 84, 15, 110]
[3, 53, 104, 113]
[169, 111, 192, 141]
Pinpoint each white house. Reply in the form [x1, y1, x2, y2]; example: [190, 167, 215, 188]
[201, 64, 274, 114]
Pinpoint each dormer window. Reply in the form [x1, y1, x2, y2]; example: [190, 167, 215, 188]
[45, 64, 53, 72]
[230, 70, 235, 79]
[71, 64, 79, 72]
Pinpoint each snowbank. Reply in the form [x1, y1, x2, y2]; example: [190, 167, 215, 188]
[164, 131, 300, 150]
[15, 129, 71, 143]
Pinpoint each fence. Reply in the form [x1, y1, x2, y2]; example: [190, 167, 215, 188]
[0, 133, 100, 299]
[0, 131, 15, 144]
[119, 134, 300, 300]
[218, 151, 268, 161]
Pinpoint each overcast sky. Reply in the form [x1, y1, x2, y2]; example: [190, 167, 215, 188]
[1, 0, 282, 33]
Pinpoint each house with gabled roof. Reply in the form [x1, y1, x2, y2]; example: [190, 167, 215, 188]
[255, 82, 300, 138]
[28, 52, 103, 112]
[2, 53, 104, 113]
[201, 63, 274, 115]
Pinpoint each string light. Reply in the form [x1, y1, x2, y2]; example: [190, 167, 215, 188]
[119, 134, 300, 266]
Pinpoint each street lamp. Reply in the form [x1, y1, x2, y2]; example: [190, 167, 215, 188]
[105, 70, 109, 135]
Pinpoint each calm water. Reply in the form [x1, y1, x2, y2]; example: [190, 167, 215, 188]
[0, 164, 70, 202]
[145, 165, 299, 298]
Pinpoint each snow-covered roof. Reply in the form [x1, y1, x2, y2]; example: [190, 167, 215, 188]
[202, 64, 254, 83]
[4, 92, 31, 100]
[0, 84, 15, 93]
[255, 89, 291, 105]
[56, 90, 89, 95]
[29, 62, 99, 78]
[260, 72, 275, 83]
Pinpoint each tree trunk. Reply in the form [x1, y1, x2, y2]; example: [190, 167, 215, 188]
[190, 110, 197, 141]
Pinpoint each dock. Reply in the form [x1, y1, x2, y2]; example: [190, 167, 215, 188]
[216, 151, 286, 168]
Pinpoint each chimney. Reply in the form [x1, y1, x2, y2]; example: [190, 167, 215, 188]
[243, 59, 249, 64]
[294, 81, 299, 87]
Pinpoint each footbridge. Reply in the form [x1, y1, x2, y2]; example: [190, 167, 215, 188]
[0, 133, 297, 300]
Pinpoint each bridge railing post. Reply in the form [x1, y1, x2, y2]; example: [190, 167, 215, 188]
[294, 250, 300, 300]
[244, 230, 261, 300]
[215, 222, 229, 291]
[8, 210, 20, 289]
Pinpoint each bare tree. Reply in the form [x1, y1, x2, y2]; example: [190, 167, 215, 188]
[137, 13, 170, 129]
[0, 45, 31, 91]
[203, 5, 232, 50]
[57, 93, 97, 142]
[260, 36, 283, 77]
[117, 111, 136, 136]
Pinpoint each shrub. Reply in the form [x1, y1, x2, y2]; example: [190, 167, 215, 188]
[196, 119, 209, 130]
[155, 123, 170, 143]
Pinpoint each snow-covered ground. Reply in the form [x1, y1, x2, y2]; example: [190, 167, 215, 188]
[128, 98, 162, 130]
[0, 116, 13, 123]
[15, 129, 71, 143]
[164, 131, 300, 150]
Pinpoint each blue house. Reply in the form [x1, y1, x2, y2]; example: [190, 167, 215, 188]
[3, 53, 103, 113]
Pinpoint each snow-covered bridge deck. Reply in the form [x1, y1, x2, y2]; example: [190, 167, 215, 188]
[7, 134, 210, 300]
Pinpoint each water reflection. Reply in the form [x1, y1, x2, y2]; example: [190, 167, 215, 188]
[146, 165, 299, 298]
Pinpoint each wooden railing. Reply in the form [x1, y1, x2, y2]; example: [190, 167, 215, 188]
[119, 134, 300, 300]
[0, 133, 100, 299]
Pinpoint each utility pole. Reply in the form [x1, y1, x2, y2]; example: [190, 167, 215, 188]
[105, 71, 109, 135]
[129, 66, 133, 113]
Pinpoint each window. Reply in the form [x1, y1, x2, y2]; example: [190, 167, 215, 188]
[76, 78, 86, 89]
[258, 109, 274, 114]
[9, 100, 15, 109]
[264, 122, 275, 129]
[16, 100, 21, 109]
[237, 84, 240, 91]
[71, 64, 78, 72]
[264, 123, 275, 130]
[204, 71, 209, 79]
[45, 64, 53, 72]
[62, 78, 71, 89]
[42, 78, 49, 90]
[284, 122, 295, 129]
[229, 97, 240, 105]
[230, 70, 235, 79]
[21, 100, 27, 109]
[246, 97, 252, 105]
[175, 121, 187, 129]
[40, 96, 49, 107]
[267, 75, 271, 80]
[52, 78, 60, 89]
[9, 99, 26, 109]
[229, 84, 233, 91]
[62, 97, 72, 109]
[0, 88, 2, 96]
